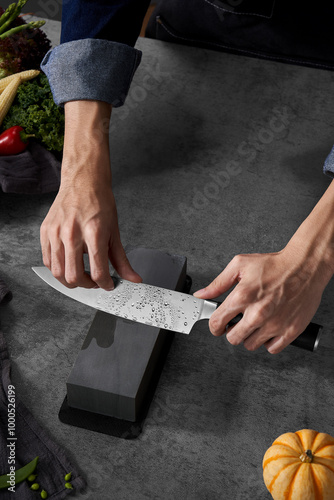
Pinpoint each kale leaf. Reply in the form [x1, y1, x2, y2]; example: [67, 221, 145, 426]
[2, 73, 64, 152]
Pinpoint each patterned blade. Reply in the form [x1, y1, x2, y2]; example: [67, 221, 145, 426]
[32, 267, 206, 334]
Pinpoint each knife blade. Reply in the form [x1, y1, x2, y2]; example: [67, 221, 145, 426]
[32, 266, 217, 334]
[32, 266, 322, 350]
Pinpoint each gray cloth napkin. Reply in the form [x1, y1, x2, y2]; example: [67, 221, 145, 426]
[0, 276, 86, 499]
[0, 141, 61, 195]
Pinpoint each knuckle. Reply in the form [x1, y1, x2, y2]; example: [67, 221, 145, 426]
[205, 278, 217, 294]
[244, 310, 263, 330]
[90, 268, 106, 284]
[244, 341, 258, 352]
[61, 225, 76, 245]
[84, 220, 102, 241]
[40, 221, 48, 239]
[65, 272, 79, 286]
[232, 254, 244, 266]
[51, 266, 63, 280]
[232, 287, 249, 307]
[42, 254, 51, 268]
[209, 315, 222, 335]
[48, 226, 61, 243]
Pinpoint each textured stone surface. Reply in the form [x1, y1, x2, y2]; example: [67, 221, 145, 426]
[67, 247, 187, 421]
[0, 21, 334, 500]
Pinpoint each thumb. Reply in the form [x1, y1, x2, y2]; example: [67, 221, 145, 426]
[193, 258, 240, 299]
[109, 238, 142, 283]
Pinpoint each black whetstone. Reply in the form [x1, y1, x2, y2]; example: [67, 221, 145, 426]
[65, 247, 187, 424]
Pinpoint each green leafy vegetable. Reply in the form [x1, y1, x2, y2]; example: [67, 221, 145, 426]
[0, 4, 51, 79]
[1, 73, 64, 151]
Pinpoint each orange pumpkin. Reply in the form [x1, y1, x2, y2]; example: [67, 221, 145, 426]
[263, 429, 334, 500]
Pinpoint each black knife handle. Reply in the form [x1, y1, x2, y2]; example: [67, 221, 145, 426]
[222, 311, 322, 352]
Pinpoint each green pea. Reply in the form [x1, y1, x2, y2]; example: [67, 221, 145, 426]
[64, 482, 73, 489]
[64, 472, 72, 481]
[30, 483, 40, 491]
[0, 456, 39, 489]
[41, 490, 48, 499]
[27, 474, 37, 482]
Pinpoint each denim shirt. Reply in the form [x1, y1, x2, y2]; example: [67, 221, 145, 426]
[324, 148, 334, 178]
[41, 0, 334, 177]
[41, 0, 150, 108]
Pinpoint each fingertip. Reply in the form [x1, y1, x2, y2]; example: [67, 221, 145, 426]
[129, 271, 143, 284]
[102, 276, 115, 291]
[116, 268, 142, 283]
[97, 283, 115, 292]
[210, 326, 221, 337]
[208, 313, 226, 337]
[105, 281, 115, 292]
[265, 337, 285, 354]
[193, 288, 206, 298]
[109, 244, 142, 284]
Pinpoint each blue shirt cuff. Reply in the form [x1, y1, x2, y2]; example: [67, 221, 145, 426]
[323, 145, 334, 178]
[41, 39, 142, 107]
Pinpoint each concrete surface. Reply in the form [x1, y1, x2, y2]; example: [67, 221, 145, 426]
[1, 19, 334, 500]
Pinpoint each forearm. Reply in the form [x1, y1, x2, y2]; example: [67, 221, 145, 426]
[284, 180, 334, 287]
[61, 100, 112, 189]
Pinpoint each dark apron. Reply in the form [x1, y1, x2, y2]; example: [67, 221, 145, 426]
[146, 0, 334, 70]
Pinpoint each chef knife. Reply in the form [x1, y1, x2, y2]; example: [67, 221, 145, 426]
[32, 267, 322, 351]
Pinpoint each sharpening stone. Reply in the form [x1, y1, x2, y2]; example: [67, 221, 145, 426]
[64, 247, 187, 424]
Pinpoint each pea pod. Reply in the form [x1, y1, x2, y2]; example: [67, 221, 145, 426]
[64, 472, 72, 482]
[0, 456, 39, 489]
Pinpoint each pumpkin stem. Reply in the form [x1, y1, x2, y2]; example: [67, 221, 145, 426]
[299, 449, 313, 463]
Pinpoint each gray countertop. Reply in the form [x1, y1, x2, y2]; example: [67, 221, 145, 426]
[1, 19, 334, 500]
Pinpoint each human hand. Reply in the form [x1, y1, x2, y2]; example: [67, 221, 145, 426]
[40, 100, 141, 290]
[194, 244, 331, 353]
[40, 178, 141, 290]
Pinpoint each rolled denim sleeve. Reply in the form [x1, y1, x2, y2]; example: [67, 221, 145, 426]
[41, 39, 142, 107]
[41, 0, 150, 107]
[323, 145, 334, 178]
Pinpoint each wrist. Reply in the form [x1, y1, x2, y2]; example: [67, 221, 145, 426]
[64, 100, 112, 136]
[284, 188, 334, 286]
[283, 234, 334, 290]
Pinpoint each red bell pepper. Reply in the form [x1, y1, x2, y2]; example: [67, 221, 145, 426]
[0, 126, 34, 155]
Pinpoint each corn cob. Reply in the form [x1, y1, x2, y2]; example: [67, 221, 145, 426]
[0, 75, 21, 125]
[0, 69, 40, 94]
